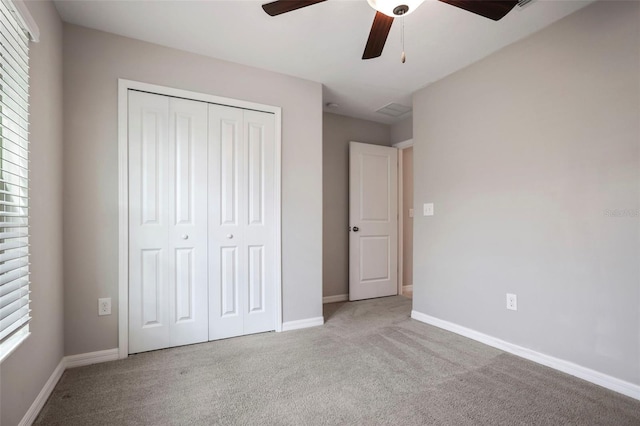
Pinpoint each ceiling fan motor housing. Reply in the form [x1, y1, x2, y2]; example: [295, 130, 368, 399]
[367, 0, 425, 17]
[393, 5, 409, 15]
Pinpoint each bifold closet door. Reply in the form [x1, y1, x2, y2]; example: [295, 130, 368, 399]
[128, 91, 208, 354]
[208, 105, 276, 340]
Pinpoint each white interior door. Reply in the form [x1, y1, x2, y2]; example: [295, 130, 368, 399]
[128, 91, 208, 353]
[208, 105, 276, 340]
[349, 142, 398, 301]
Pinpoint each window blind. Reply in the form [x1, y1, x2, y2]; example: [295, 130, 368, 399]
[0, 0, 30, 361]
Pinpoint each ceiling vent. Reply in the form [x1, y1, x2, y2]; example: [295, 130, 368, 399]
[376, 102, 411, 118]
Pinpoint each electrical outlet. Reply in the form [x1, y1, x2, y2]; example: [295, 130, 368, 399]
[506, 293, 517, 311]
[423, 203, 434, 216]
[409, 208, 414, 218]
[98, 298, 111, 316]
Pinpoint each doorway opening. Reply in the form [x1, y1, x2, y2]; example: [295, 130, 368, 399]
[395, 139, 414, 299]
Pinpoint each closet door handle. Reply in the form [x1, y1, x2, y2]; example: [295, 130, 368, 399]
[181, 234, 189, 240]
[226, 234, 234, 239]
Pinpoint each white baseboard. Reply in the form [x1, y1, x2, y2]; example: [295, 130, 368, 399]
[411, 310, 640, 401]
[65, 348, 119, 369]
[282, 316, 324, 331]
[323, 294, 348, 304]
[19, 348, 119, 425]
[18, 358, 66, 426]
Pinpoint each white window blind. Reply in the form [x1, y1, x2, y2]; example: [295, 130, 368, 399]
[0, 0, 30, 361]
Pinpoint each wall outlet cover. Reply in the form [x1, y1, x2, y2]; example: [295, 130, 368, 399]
[98, 297, 112, 316]
[423, 203, 434, 216]
[506, 293, 517, 311]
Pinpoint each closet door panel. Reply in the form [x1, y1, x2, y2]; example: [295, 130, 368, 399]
[174, 248, 194, 322]
[243, 110, 276, 335]
[220, 246, 239, 316]
[248, 245, 265, 313]
[140, 112, 162, 225]
[140, 249, 163, 327]
[220, 118, 239, 226]
[209, 104, 245, 340]
[128, 91, 171, 353]
[167, 98, 209, 347]
[247, 123, 264, 226]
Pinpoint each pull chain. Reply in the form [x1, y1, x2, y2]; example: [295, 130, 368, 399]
[401, 16, 406, 63]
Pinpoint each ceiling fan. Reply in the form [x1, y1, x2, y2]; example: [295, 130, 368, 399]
[261, 0, 518, 60]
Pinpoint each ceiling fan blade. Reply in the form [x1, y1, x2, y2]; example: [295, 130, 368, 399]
[362, 12, 394, 60]
[438, 0, 518, 21]
[262, 0, 327, 16]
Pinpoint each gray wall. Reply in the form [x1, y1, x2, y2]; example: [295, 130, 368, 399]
[63, 24, 323, 356]
[0, 1, 64, 424]
[412, 0, 639, 385]
[391, 116, 413, 144]
[323, 112, 391, 298]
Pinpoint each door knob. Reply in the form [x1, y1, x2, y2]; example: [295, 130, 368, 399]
[352, 226, 359, 232]
[226, 234, 234, 239]
[181, 234, 189, 240]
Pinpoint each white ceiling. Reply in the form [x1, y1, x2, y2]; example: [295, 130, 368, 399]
[53, 0, 594, 124]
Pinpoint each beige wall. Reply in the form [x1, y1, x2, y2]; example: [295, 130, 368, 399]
[322, 113, 391, 298]
[0, 1, 64, 424]
[63, 24, 323, 356]
[402, 147, 413, 288]
[391, 116, 413, 144]
[412, 1, 639, 384]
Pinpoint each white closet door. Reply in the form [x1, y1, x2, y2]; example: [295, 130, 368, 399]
[208, 106, 276, 340]
[208, 104, 245, 340]
[128, 91, 208, 353]
[243, 110, 275, 335]
[166, 98, 209, 347]
[129, 91, 170, 353]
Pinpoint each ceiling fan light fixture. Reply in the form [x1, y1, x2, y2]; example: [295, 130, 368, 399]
[367, 0, 425, 17]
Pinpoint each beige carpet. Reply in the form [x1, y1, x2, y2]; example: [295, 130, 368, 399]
[36, 296, 640, 425]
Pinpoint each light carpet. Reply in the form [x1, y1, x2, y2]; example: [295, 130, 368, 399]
[35, 296, 640, 425]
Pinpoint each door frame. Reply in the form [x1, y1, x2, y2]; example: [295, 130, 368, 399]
[117, 79, 283, 359]
[392, 139, 413, 296]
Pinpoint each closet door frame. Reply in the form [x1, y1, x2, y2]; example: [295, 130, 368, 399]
[117, 79, 283, 359]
